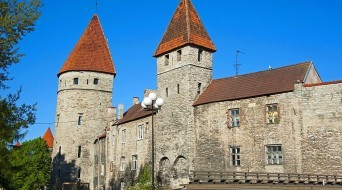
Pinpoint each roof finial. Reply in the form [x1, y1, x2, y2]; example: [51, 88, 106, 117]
[234, 50, 245, 77]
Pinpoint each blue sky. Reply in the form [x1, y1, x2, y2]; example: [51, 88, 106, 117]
[4, 0, 342, 141]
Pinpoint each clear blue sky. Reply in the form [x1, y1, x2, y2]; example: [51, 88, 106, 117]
[4, 0, 342, 141]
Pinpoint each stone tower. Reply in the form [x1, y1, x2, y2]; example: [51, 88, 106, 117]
[51, 15, 115, 187]
[154, 0, 216, 187]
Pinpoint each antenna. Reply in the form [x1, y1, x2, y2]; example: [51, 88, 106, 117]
[234, 50, 245, 77]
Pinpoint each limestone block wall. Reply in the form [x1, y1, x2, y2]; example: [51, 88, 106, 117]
[193, 91, 304, 173]
[51, 71, 114, 187]
[109, 115, 153, 187]
[300, 82, 342, 174]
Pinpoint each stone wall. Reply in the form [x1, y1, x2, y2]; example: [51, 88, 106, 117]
[300, 82, 342, 174]
[51, 71, 114, 187]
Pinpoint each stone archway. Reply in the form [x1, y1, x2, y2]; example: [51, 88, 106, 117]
[158, 157, 171, 187]
[171, 155, 189, 189]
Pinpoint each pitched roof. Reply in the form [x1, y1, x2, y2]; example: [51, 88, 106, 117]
[193, 62, 312, 106]
[117, 104, 153, 125]
[42, 127, 54, 148]
[154, 0, 216, 57]
[58, 14, 115, 76]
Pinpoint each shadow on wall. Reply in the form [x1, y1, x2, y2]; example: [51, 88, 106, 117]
[50, 153, 79, 190]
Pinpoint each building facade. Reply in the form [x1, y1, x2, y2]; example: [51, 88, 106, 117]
[52, 0, 341, 189]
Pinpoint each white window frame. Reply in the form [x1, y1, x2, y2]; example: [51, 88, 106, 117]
[266, 104, 279, 124]
[137, 124, 144, 140]
[131, 155, 138, 170]
[230, 146, 241, 166]
[120, 157, 125, 171]
[122, 129, 126, 144]
[228, 108, 240, 128]
[266, 145, 283, 165]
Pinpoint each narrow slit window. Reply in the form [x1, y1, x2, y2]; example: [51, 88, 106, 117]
[78, 146, 81, 158]
[177, 84, 180, 94]
[198, 49, 203, 62]
[165, 54, 169, 65]
[58, 146, 61, 159]
[73, 78, 79, 85]
[177, 50, 182, 61]
[197, 83, 202, 94]
[78, 115, 82, 126]
[78, 168, 81, 178]
[166, 88, 168, 97]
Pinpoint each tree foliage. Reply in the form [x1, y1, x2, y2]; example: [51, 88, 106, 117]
[9, 138, 51, 189]
[0, 0, 41, 89]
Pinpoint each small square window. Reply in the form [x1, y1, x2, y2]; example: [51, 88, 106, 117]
[73, 78, 79, 85]
[94, 78, 99, 85]
[266, 104, 279, 124]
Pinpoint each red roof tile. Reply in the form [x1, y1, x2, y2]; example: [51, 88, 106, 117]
[117, 104, 153, 125]
[154, 0, 216, 57]
[193, 62, 312, 106]
[58, 15, 115, 76]
[42, 127, 54, 148]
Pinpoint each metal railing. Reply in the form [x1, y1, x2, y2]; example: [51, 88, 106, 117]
[190, 171, 342, 185]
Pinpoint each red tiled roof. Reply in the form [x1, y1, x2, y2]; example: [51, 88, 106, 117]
[42, 127, 54, 148]
[58, 14, 115, 76]
[117, 104, 153, 125]
[193, 62, 312, 106]
[304, 80, 342, 87]
[14, 141, 21, 147]
[154, 0, 216, 57]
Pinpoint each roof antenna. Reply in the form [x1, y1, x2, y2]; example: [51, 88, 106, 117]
[234, 50, 245, 77]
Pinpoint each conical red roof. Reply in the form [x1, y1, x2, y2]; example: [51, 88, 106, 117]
[58, 15, 116, 76]
[42, 127, 54, 148]
[154, 0, 216, 57]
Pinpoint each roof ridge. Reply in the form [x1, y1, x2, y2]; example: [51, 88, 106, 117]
[185, 0, 191, 42]
[213, 61, 312, 82]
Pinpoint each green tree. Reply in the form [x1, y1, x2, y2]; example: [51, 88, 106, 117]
[9, 138, 51, 189]
[0, 0, 41, 188]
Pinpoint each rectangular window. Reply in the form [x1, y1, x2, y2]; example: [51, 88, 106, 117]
[137, 125, 144, 140]
[73, 78, 79, 85]
[228, 108, 240, 127]
[231, 147, 241, 166]
[78, 146, 81, 158]
[177, 84, 180, 94]
[120, 157, 125, 171]
[198, 49, 203, 62]
[197, 83, 202, 94]
[78, 115, 82, 126]
[266, 104, 279, 124]
[266, 145, 283, 165]
[177, 50, 182, 61]
[165, 54, 169, 65]
[122, 129, 126, 144]
[166, 88, 168, 97]
[94, 78, 99, 85]
[131, 155, 138, 170]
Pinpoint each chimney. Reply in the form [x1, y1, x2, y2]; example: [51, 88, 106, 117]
[118, 104, 124, 120]
[107, 106, 116, 120]
[133, 97, 139, 105]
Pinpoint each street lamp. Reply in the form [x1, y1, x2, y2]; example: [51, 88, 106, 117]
[141, 92, 164, 190]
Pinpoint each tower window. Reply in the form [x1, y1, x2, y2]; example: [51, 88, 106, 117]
[94, 78, 99, 85]
[78, 115, 82, 126]
[58, 146, 61, 159]
[198, 49, 203, 62]
[73, 78, 79, 85]
[78, 146, 81, 158]
[197, 83, 202, 94]
[177, 84, 180, 94]
[177, 50, 182, 61]
[78, 168, 81, 178]
[166, 88, 168, 97]
[86, 79, 89, 84]
[164, 54, 169, 65]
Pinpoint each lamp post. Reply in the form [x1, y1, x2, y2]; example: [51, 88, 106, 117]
[141, 92, 164, 190]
